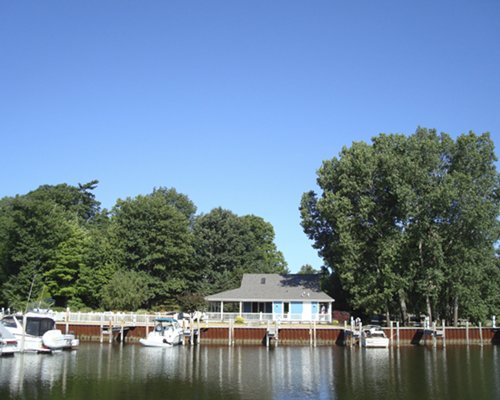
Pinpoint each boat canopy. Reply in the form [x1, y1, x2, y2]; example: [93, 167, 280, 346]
[155, 317, 177, 323]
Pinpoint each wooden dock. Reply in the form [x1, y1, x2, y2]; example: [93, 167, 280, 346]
[48, 310, 498, 346]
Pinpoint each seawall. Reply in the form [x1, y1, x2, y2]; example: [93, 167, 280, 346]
[56, 323, 500, 346]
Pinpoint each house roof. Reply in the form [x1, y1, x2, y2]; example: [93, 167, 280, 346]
[205, 273, 334, 302]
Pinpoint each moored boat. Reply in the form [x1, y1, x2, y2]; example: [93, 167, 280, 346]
[140, 317, 183, 347]
[1, 312, 79, 353]
[0, 321, 18, 356]
[360, 326, 390, 348]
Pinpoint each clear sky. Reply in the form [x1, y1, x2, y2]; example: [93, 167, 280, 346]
[1, 1, 499, 272]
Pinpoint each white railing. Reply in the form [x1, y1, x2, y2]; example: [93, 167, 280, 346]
[205, 312, 332, 323]
[51, 311, 173, 326]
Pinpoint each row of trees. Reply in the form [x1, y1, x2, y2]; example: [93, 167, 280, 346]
[301, 128, 500, 324]
[0, 183, 287, 311]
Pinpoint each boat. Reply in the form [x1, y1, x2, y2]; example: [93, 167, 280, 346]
[139, 317, 184, 347]
[0, 321, 18, 356]
[1, 312, 79, 353]
[360, 326, 390, 348]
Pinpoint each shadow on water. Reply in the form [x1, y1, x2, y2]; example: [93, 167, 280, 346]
[492, 329, 500, 345]
[410, 329, 424, 345]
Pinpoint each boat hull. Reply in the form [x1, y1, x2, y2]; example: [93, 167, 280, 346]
[361, 338, 390, 348]
[139, 338, 176, 347]
[2, 313, 79, 353]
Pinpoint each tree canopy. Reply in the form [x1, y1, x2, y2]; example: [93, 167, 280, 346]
[0, 183, 288, 311]
[301, 128, 500, 323]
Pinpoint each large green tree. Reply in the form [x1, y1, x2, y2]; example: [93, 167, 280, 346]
[0, 181, 103, 309]
[110, 188, 196, 308]
[301, 128, 500, 324]
[192, 208, 288, 295]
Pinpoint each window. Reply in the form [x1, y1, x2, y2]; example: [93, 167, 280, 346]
[1, 317, 16, 328]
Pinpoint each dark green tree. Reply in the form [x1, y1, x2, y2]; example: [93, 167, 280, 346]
[101, 270, 153, 311]
[0, 182, 102, 310]
[192, 208, 287, 295]
[110, 188, 196, 307]
[301, 128, 500, 324]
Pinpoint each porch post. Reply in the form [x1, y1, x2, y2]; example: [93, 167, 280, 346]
[220, 301, 224, 321]
[239, 302, 242, 316]
[328, 302, 332, 323]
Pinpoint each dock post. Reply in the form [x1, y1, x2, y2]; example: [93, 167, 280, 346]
[65, 307, 70, 334]
[197, 318, 201, 346]
[266, 321, 270, 348]
[189, 317, 194, 345]
[313, 320, 317, 347]
[109, 320, 113, 344]
[466, 321, 469, 345]
[396, 321, 400, 347]
[479, 322, 483, 346]
[120, 322, 124, 344]
[100, 315, 104, 343]
[390, 321, 394, 346]
[275, 320, 279, 347]
[442, 320, 446, 348]
[432, 321, 437, 348]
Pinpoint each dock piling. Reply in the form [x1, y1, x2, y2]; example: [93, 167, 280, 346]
[466, 321, 469, 345]
[442, 320, 446, 348]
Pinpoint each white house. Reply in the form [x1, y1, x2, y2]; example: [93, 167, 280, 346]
[205, 273, 335, 322]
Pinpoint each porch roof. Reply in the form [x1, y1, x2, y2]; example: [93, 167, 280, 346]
[205, 273, 334, 303]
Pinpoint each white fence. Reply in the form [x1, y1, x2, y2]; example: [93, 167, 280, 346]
[0, 308, 332, 325]
[206, 312, 332, 323]
[52, 311, 164, 326]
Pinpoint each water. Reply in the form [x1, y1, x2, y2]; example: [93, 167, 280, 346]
[0, 344, 498, 400]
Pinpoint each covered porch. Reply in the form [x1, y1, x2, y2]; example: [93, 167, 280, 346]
[206, 300, 333, 323]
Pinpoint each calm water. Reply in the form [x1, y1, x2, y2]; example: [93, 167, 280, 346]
[0, 343, 498, 400]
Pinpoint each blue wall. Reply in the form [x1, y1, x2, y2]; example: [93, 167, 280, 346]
[291, 302, 303, 319]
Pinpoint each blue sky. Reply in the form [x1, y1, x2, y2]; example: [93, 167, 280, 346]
[1, 1, 499, 272]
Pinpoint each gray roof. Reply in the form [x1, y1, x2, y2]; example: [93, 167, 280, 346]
[205, 274, 334, 302]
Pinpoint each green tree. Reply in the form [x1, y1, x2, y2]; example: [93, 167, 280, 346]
[298, 264, 319, 274]
[44, 221, 90, 307]
[192, 208, 287, 295]
[110, 188, 196, 307]
[1, 195, 72, 309]
[0, 182, 102, 309]
[75, 215, 118, 309]
[301, 128, 500, 324]
[101, 270, 153, 311]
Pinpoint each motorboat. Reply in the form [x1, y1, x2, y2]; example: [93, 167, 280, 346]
[140, 317, 184, 347]
[0, 321, 18, 356]
[360, 326, 390, 348]
[1, 312, 79, 353]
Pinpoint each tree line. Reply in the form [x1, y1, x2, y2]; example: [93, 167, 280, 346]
[0, 184, 287, 311]
[301, 128, 500, 324]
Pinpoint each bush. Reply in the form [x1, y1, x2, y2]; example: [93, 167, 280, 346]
[235, 315, 245, 324]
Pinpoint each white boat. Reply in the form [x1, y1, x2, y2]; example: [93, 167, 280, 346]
[140, 317, 184, 347]
[360, 326, 390, 348]
[1, 312, 79, 353]
[0, 321, 18, 356]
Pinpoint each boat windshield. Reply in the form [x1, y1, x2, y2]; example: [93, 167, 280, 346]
[1, 317, 17, 329]
[26, 317, 55, 336]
